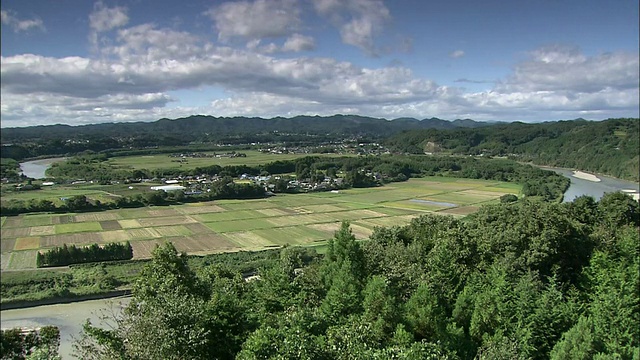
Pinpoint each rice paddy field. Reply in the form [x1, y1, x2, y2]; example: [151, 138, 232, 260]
[0, 177, 520, 270]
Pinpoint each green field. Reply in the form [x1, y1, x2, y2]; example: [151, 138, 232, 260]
[0, 177, 520, 270]
[108, 150, 350, 170]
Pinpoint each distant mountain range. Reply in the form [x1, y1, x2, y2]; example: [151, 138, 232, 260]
[0, 115, 491, 144]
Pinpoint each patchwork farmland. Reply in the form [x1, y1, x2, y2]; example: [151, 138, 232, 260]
[0, 177, 520, 270]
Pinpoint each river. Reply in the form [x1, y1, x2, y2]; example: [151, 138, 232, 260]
[542, 167, 640, 202]
[19, 158, 66, 179]
[1, 297, 131, 359]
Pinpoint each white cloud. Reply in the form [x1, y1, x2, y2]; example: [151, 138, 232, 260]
[283, 34, 316, 52]
[88, 2, 129, 47]
[498, 45, 639, 93]
[450, 50, 465, 58]
[89, 2, 129, 32]
[1, 10, 45, 32]
[206, 0, 300, 42]
[313, 0, 391, 55]
[1, 28, 637, 127]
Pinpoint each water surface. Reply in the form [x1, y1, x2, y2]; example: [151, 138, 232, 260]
[19, 158, 66, 179]
[1, 297, 130, 359]
[543, 167, 639, 202]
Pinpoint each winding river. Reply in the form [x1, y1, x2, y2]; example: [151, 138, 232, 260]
[542, 167, 640, 202]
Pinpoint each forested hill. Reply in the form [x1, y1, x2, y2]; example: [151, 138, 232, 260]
[385, 118, 640, 181]
[0, 115, 488, 145]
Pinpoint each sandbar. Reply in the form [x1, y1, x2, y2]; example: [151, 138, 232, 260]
[572, 171, 601, 182]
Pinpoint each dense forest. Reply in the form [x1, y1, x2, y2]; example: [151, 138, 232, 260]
[74, 193, 639, 359]
[385, 118, 640, 181]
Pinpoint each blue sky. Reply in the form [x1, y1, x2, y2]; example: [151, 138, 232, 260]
[1, 0, 638, 127]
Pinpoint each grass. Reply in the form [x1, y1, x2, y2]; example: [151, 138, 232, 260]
[0, 177, 521, 270]
[108, 150, 351, 170]
[55, 222, 103, 234]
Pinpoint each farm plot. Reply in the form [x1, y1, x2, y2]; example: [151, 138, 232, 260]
[74, 212, 120, 222]
[183, 223, 216, 234]
[154, 225, 193, 237]
[100, 220, 123, 230]
[194, 210, 267, 223]
[118, 219, 142, 229]
[1, 253, 11, 271]
[40, 233, 104, 248]
[22, 215, 54, 227]
[1, 217, 24, 228]
[173, 233, 238, 253]
[51, 215, 74, 224]
[1, 227, 31, 238]
[126, 228, 162, 240]
[29, 226, 56, 236]
[354, 215, 418, 229]
[382, 200, 454, 211]
[223, 232, 274, 249]
[100, 230, 131, 243]
[14, 237, 41, 250]
[0, 177, 521, 269]
[174, 204, 226, 214]
[256, 208, 295, 217]
[131, 240, 165, 259]
[137, 216, 197, 227]
[252, 226, 329, 245]
[204, 218, 275, 233]
[55, 222, 103, 234]
[1, 239, 16, 253]
[5, 250, 38, 270]
[216, 200, 280, 211]
[307, 222, 373, 240]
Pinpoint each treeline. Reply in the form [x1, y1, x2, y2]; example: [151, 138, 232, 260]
[1, 325, 60, 359]
[36, 242, 133, 267]
[0, 158, 22, 181]
[385, 118, 640, 181]
[76, 192, 640, 359]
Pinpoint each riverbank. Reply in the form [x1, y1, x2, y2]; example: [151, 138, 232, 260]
[572, 170, 601, 182]
[0, 289, 131, 310]
[2, 296, 132, 360]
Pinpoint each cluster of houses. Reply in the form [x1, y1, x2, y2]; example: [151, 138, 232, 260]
[148, 173, 346, 194]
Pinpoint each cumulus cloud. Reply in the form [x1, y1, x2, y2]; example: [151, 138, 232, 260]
[1, 10, 45, 32]
[244, 33, 315, 54]
[313, 0, 391, 55]
[89, 2, 129, 32]
[1, 24, 638, 127]
[450, 50, 465, 58]
[89, 2, 129, 46]
[498, 45, 639, 93]
[283, 34, 316, 52]
[206, 0, 300, 42]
